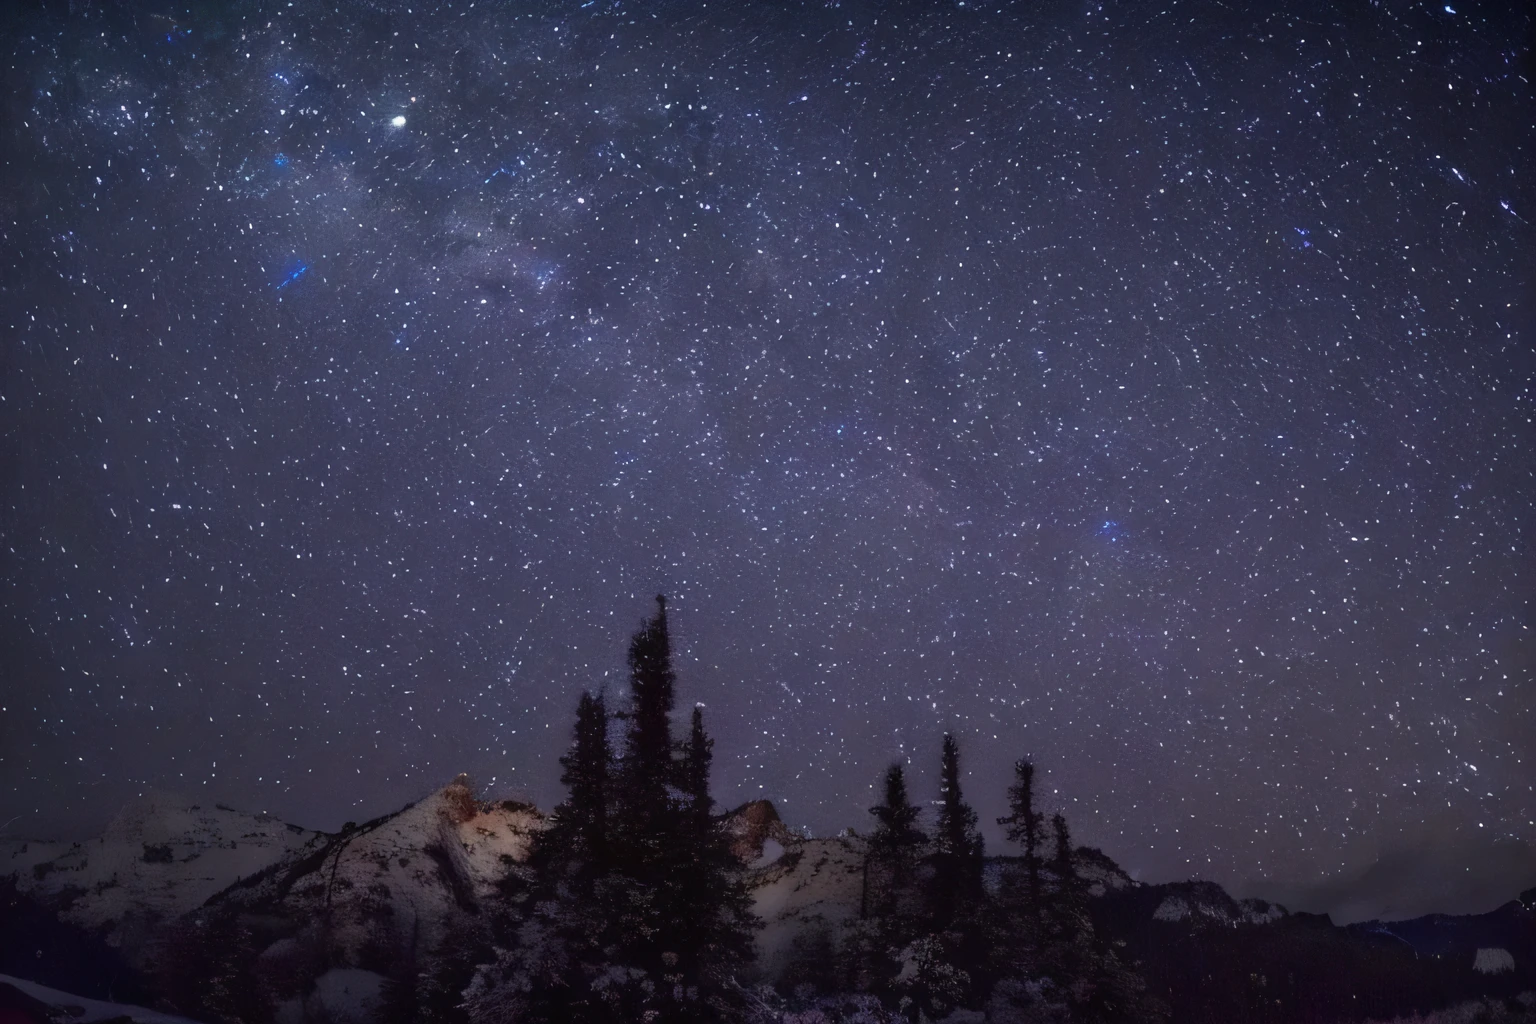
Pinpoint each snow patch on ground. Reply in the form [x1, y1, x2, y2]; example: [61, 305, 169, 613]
[1472, 947, 1514, 974]
[0, 972, 204, 1023]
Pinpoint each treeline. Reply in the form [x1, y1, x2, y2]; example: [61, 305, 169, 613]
[466, 596, 1166, 1024]
[815, 748, 1164, 1024]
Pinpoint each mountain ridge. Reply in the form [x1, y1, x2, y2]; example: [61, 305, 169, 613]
[4, 779, 1531, 1022]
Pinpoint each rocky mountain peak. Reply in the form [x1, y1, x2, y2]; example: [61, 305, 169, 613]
[439, 773, 480, 825]
[722, 799, 798, 863]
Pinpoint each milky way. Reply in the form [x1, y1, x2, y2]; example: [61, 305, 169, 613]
[2, 0, 1532, 909]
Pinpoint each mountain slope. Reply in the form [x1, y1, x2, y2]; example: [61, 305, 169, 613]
[3, 777, 539, 1023]
[5, 791, 1532, 1023]
[2, 792, 320, 956]
[159, 775, 539, 1022]
[208, 774, 537, 961]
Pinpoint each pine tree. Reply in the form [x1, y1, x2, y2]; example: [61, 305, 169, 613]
[601, 594, 688, 1015]
[682, 705, 713, 838]
[988, 765, 1164, 1024]
[865, 762, 925, 918]
[868, 762, 924, 857]
[1035, 813, 1164, 1024]
[474, 597, 760, 1023]
[855, 762, 928, 1015]
[612, 597, 757, 1021]
[556, 691, 611, 876]
[672, 705, 758, 1021]
[1050, 813, 1073, 882]
[465, 690, 619, 1024]
[916, 733, 987, 1016]
[932, 733, 984, 923]
[614, 593, 679, 872]
[998, 758, 1045, 932]
[1044, 812, 1086, 989]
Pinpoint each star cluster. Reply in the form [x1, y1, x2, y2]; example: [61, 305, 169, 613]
[1, 0, 1532, 905]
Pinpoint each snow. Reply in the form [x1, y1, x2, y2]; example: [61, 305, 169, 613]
[752, 837, 786, 869]
[0, 972, 204, 1023]
[1239, 897, 1287, 924]
[1471, 947, 1514, 974]
[1148, 883, 1285, 928]
[2, 791, 319, 939]
[749, 836, 867, 979]
[215, 776, 540, 968]
[2, 775, 539, 1005]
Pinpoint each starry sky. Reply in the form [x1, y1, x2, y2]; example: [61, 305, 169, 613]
[2, 0, 1533, 916]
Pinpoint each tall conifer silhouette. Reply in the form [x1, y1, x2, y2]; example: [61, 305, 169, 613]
[674, 705, 757, 1020]
[615, 593, 678, 870]
[464, 690, 617, 1023]
[917, 734, 988, 1018]
[867, 762, 925, 901]
[602, 596, 756, 1021]
[555, 691, 610, 875]
[854, 762, 928, 1013]
[998, 758, 1045, 929]
[682, 705, 714, 836]
[932, 733, 984, 923]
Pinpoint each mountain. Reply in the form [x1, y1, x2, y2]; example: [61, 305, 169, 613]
[1, 791, 323, 999]
[744, 830, 868, 985]
[3, 790, 320, 947]
[4, 776, 538, 1023]
[1348, 899, 1536, 964]
[162, 775, 538, 1022]
[208, 773, 535, 957]
[1248, 833, 1536, 925]
[4, 788, 1532, 1024]
[1102, 877, 1289, 928]
[723, 798, 802, 864]
[1090, 869, 1536, 1024]
[733, 818, 1535, 1022]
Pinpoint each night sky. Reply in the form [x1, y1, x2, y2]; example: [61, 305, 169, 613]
[2, 0, 1533, 916]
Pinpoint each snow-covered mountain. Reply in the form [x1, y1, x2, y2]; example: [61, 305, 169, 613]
[216, 777, 534, 949]
[724, 798, 803, 864]
[1140, 879, 1290, 927]
[183, 775, 538, 1022]
[3, 777, 539, 1022]
[747, 832, 869, 982]
[5, 788, 1530, 1022]
[2, 791, 321, 952]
